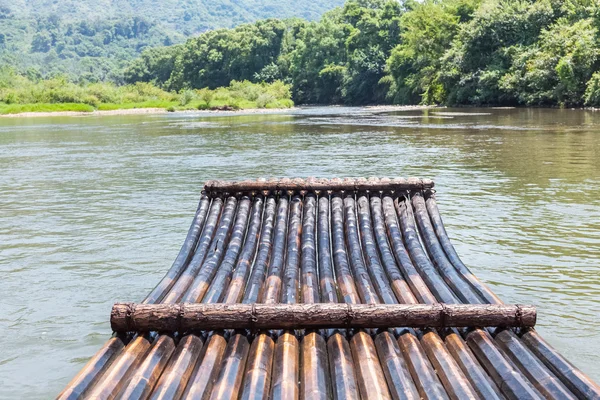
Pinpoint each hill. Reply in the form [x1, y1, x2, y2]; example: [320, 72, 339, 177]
[0, 0, 344, 81]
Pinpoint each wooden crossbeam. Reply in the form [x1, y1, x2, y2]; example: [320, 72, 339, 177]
[111, 303, 536, 333]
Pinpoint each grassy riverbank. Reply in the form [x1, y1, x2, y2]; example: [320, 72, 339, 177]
[0, 74, 293, 115]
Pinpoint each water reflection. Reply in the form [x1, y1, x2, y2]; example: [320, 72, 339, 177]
[0, 106, 598, 397]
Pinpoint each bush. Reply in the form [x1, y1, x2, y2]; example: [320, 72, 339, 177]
[256, 93, 276, 108]
[585, 72, 600, 106]
[179, 90, 195, 106]
[0, 70, 293, 112]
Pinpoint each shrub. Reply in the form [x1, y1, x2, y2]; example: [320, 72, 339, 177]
[256, 93, 276, 108]
[179, 90, 195, 106]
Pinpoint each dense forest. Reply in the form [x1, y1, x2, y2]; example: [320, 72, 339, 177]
[124, 0, 600, 107]
[3, 0, 600, 108]
[0, 0, 344, 81]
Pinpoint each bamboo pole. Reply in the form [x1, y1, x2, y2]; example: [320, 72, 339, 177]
[381, 195, 437, 304]
[271, 194, 303, 400]
[208, 334, 250, 399]
[370, 195, 418, 305]
[271, 331, 300, 399]
[466, 330, 544, 400]
[186, 197, 259, 399]
[356, 194, 399, 304]
[144, 194, 212, 304]
[495, 330, 576, 400]
[136, 196, 243, 399]
[181, 332, 227, 399]
[410, 194, 483, 304]
[343, 194, 380, 304]
[327, 333, 360, 400]
[374, 331, 420, 400]
[330, 194, 360, 304]
[56, 336, 126, 399]
[300, 193, 332, 400]
[397, 332, 449, 400]
[420, 331, 480, 399]
[147, 334, 204, 400]
[159, 197, 225, 304]
[422, 191, 502, 304]
[117, 335, 176, 400]
[179, 196, 240, 303]
[239, 333, 275, 400]
[395, 197, 459, 303]
[520, 330, 600, 399]
[301, 194, 319, 304]
[351, 331, 393, 400]
[204, 177, 434, 194]
[324, 195, 361, 400]
[301, 332, 331, 399]
[444, 333, 504, 400]
[317, 196, 336, 304]
[84, 334, 153, 399]
[262, 196, 290, 303]
[58, 195, 212, 399]
[238, 196, 289, 400]
[281, 194, 303, 305]
[237, 196, 275, 305]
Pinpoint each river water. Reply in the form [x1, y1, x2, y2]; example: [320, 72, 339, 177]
[0, 106, 599, 397]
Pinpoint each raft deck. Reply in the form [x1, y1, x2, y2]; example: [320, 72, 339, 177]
[59, 178, 600, 400]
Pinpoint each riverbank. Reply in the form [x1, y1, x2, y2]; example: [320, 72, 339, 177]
[0, 104, 443, 118]
[0, 106, 301, 118]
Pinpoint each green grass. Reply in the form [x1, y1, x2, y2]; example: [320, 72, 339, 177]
[0, 103, 95, 114]
[96, 100, 179, 110]
[0, 74, 294, 115]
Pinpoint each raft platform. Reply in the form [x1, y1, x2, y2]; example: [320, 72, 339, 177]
[59, 178, 600, 400]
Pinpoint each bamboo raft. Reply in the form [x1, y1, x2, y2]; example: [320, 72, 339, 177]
[59, 177, 600, 400]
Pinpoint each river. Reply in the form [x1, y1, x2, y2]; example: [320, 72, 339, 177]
[1, 106, 599, 397]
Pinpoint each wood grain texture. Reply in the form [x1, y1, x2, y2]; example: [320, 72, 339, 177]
[111, 303, 536, 332]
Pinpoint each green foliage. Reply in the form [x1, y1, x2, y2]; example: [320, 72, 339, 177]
[0, 103, 95, 114]
[384, 0, 600, 106]
[167, 19, 288, 90]
[585, 72, 600, 106]
[0, 69, 178, 112]
[500, 18, 599, 105]
[0, 0, 344, 82]
[193, 80, 294, 109]
[387, 0, 471, 104]
[0, 73, 293, 113]
[129, 0, 404, 105]
[6, 0, 600, 107]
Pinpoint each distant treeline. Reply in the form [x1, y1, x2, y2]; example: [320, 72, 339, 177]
[0, 0, 343, 82]
[124, 0, 600, 107]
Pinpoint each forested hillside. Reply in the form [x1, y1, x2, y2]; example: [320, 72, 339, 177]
[3, 0, 600, 108]
[125, 0, 600, 107]
[0, 0, 344, 81]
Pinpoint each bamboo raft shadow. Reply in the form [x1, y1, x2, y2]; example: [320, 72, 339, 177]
[59, 177, 600, 400]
